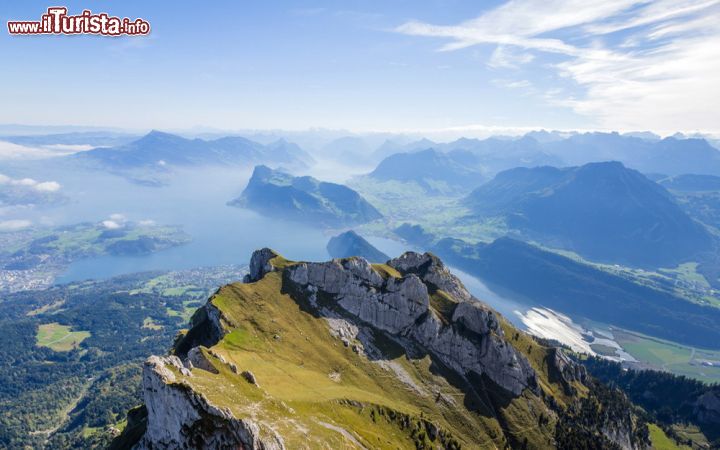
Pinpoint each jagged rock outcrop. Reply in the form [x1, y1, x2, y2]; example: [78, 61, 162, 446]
[244, 248, 280, 283]
[135, 356, 285, 450]
[388, 251, 472, 303]
[287, 257, 429, 334]
[123, 248, 648, 450]
[187, 347, 219, 374]
[285, 251, 537, 396]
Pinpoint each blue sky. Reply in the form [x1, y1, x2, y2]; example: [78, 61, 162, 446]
[1, 0, 718, 134]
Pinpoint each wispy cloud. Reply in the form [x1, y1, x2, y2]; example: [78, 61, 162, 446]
[0, 140, 89, 160]
[488, 46, 535, 69]
[394, 0, 720, 131]
[492, 78, 532, 89]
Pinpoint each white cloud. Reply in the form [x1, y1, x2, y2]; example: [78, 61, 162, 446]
[584, 0, 719, 35]
[0, 139, 93, 161]
[34, 181, 61, 192]
[42, 144, 94, 152]
[102, 220, 123, 230]
[0, 219, 32, 231]
[15, 178, 37, 186]
[0, 140, 85, 160]
[492, 78, 532, 89]
[395, 0, 637, 54]
[394, 0, 720, 132]
[0, 173, 62, 192]
[102, 214, 128, 229]
[488, 45, 535, 69]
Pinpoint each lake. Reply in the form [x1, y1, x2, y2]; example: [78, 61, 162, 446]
[11, 161, 539, 330]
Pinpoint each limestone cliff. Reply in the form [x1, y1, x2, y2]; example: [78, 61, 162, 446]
[118, 249, 648, 449]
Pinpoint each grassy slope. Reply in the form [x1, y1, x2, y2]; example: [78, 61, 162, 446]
[165, 257, 586, 448]
[648, 424, 691, 450]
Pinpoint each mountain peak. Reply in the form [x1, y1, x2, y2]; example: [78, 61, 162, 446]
[116, 248, 649, 449]
[141, 129, 180, 140]
[466, 161, 713, 267]
[326, 230, 389, 263]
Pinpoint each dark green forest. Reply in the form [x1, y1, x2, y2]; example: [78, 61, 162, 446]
[583, 356, 720, 447]
[0, 267, 244, 449]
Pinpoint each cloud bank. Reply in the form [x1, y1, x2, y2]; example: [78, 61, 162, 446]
[395, 0, 720, 132]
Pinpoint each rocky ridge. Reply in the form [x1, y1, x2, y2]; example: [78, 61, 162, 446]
[280, 250, 538, 396]
[122, 248, 647, 449]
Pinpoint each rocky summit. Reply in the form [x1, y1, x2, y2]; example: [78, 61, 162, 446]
[115, 249, 649, 449]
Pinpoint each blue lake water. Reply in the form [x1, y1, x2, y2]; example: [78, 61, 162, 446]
[12, 162, 530, 328]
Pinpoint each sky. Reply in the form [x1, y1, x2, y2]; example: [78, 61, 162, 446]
[1, 0, 719, 135]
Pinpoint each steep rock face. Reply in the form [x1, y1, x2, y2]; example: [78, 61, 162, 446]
[136, 356, 284, 450]
[244, 248, 280, 283]
[551, 348, 588, 395]
[174, 300, 228, 358]
[388, 251, 472, 303]
[287, 257, 429, 334]
[284, 251, 536, 396]
[123, 248, 649, 450]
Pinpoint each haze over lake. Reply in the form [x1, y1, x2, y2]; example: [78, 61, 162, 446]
[7, 160, 531, 329]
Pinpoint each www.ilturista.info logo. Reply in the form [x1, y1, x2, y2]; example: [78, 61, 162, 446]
[7, 7, 150, 36]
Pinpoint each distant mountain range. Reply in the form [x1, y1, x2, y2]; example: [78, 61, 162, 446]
[432, 237, 720, 350]
[464, 161, 714, 267]
[544, 134, 720, 175]
[72, 131, 313, 170]
[371, 132, 720, 177]
[2, 131, 138, 148]
[367, 149, 485, 193]
[230, 165, 382, 227]
[326, 230, 389, 262]
[365, 137, 570, 194]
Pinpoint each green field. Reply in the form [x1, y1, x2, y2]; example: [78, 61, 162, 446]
[648, 424, 690, 450]
[614, 329, 720, 383]
[36, 323, 91, 352]
[142, 317, 163, 331]
[350, 178, 508, 243]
